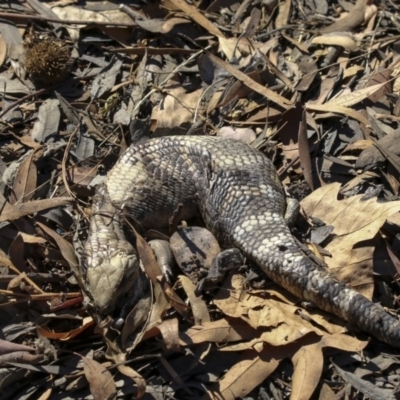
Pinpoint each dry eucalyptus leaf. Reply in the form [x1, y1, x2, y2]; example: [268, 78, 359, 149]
[323, 82, 387, 108]
[10, 150, 37, 204]
[179, 318, 255, 345]
[82, 357, 117, 400]
[306, 103, 370, 126]
[320, 0, 368, 33]
[213, 274, 356, 349]
[311, 33, 358, 51]
[204, 347, 281, 400]
[152, 87, 203, 129]
[179, 275, 210, 324]
[290, 334, 367, 400]
[301, 182, 400, 298]
[0, 197, 73, 222]
[170, 0, 225, 38]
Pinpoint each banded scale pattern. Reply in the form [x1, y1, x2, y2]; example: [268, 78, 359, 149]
[82, 135, 400, 347]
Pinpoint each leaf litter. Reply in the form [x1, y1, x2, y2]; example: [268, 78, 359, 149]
[1, 0, 400, 399]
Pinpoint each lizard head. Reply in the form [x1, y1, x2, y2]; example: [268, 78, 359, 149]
[81, 242, 139, 315]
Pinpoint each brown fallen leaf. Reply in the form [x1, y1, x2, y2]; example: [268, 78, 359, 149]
[0, 351, 44, 366]
[10, 150, 37, 204]
[301, 182, 400, 298]
[152, 86, 203, 130]
[306, 103, 370, 126]
[275, 0, 291, 29]
[37, 316, 94, 341]
[207, 52, 292, 109]
[290, 334, 366, 400]
[204, 347, 281, 400]
[0, 338, 35, 355]
[37, 222, 79, 268]
[214, 275, 314, 341]
[0, 197, 73, 222]
[81, 356, 117, 400]
[311, 33, 358, 52]
[169, 0, 225, 39]
[117, 364, 146, 399]
[320, 0, 368, 33]
[180, 318, 256, 345]
[179, 275, 210, 324]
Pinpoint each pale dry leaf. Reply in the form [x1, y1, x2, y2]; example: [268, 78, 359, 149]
[218, 36, 252, 60]
[306, 104, 370, 126]
[8, 271, 26, 290]
[311, 33, 358, 51]
[10, 150, 37, 204]
[0, 339, 35, 355]
[322, 82, 387, 108]
[343, 65, 365, 79]
[51, 6, 133, 40]
[214, 274, 345, 348]
[136, 18, 189, 33]
[180, 318, 255, 345]
[0, 197, 73, 222]
[320, 0, 368, 33]
[207, 52, 292, 108]
[0, 76, 30, 94]
[318, 384, 337, 400]
[291, 341, 323, 400]
[319, 333, 367, 352]
[0, 35, 7, 68]
[301, 182, 400, 297]
[275, 0, 291, 29]
[391, 59, 400, 93]
[154, 318, 180, 352]
[204, 348, 282, 400]
[290, 333, 366, 400]
[343, 139, 374, 152]
[37, 221, 79, 268]
[169, 0, 225, 38]
[117, 364, 146, 398]
[82, 357, 117, 400]
[152, 87, 203, 128]
[30, 99, 61, 143]
[179, 275, 210, 324]
[217, 126, 256, 144]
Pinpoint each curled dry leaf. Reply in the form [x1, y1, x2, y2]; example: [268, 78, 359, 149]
[37, 316, 94, 341]
[213, 273, 367, 350]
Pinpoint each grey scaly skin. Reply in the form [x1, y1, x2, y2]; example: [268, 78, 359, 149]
[82, 135, 400, 347]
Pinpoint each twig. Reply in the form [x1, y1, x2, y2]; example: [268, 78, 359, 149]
[0, 88, 48, 119]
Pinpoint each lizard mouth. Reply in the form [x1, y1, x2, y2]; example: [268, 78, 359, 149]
[84, 251, 139, 315]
